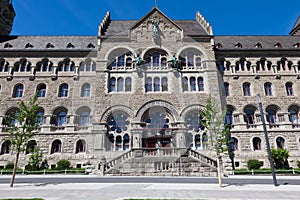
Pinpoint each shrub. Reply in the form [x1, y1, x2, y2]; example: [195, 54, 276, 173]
[25, 147, 43, 171]
[271, 148, 290, 169]
[5, 162, 14, 169]
[247, 159, 262, 170]
[56, 159, 71, 170]
[297, 160, 300, 168]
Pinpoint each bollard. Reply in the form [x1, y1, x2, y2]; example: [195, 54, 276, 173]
[22, 168, 25, 175]
[65, 169, 67, 175]
[43, 169, 46, 175]
[251, 169, 254, 175]
[293, 169, 295, 174]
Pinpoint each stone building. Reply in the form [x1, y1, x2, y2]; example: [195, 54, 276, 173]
[0, 6, 299, 175]
[0, 0, 15, 35]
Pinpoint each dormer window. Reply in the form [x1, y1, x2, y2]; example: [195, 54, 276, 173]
[67, 43, 75, 48]
[4, 42, 13, 48]
[25, 43, 33, 48]
[294, 43, 300, 48]
[255, 42, 262, 48]
[46, 43, 55, 48]
[235, 43, 243, 48]
[87, 43, 95, 48]
[215, 43, 223, 48]
[274, 43, 282, 48]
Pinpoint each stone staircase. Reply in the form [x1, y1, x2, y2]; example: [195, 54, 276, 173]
[104, 148, 217, 176]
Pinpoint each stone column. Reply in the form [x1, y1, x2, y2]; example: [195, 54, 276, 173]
[131, 123, 143, 148]
[92, 123, 107, 151]
[41, 115, 52, 132]
[66, 115, 74, 132]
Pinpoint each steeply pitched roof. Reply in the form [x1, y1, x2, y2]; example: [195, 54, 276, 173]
[0, 36, 97, 51]
[290, 16, 300, 36]
[214, 36, 300, 50]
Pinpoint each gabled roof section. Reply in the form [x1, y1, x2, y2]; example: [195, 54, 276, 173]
[290, 16, 300, 36]
[130, 7, 182, 31]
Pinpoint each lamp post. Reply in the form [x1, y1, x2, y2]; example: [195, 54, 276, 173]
[257, 94, 278, 186]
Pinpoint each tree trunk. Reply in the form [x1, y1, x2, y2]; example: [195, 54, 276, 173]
[217, 155, 222, 188]
[10, 152, 20, 187]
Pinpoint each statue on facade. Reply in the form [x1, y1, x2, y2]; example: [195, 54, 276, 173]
[168, 55, 181, 70]
[133, 54, 144, 66]
[152, 18, 159, 38]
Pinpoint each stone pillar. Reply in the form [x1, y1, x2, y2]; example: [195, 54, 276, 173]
[41, 115, 52, 132]
[99, 156, 107, 176]
[92, 123, 107, 151]
[74, 66, 79, 80]
[51, 66, 57, 79]
[66, 115, 74, 131]
[230, 65, 236, 74]
[131, 122, 143, 148]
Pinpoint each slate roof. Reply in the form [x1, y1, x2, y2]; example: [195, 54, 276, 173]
[103, 20, 209, 37]
[0, 36, 97, 51]
[290, 16, 300, 36]
[214, 36, 300, 50]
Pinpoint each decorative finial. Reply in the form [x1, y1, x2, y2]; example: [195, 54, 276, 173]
[154, 0, 158, 7]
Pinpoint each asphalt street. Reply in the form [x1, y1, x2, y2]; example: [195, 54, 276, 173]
[0, 175, 300, 185]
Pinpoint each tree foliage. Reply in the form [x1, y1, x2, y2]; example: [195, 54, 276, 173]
[247, 159, 262, 170]
[4, 94, 40, 187]
[271, 148, 290, 169]
[25, 147, 43, 171]
[56, 159, 71, 170]
[200, 96, 229, 155]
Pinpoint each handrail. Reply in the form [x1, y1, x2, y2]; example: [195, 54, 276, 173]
[189, 149, 217, 168]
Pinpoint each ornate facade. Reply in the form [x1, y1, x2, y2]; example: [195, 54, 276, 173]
[0, 7, 299, 175]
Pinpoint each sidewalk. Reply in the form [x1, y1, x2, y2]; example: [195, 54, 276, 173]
[0, 175, 299, 200]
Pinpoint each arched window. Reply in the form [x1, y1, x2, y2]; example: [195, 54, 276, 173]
[0, 140, 11, 155]
[190, 77, 196, 91]
[145, 77, 152, 92]
[108, 134, 114, 151]
[37, 109, 45, 125]
[197, 77, 204, 91]
[266, 108, 277, 124]
[36, 83, 46, 98]
[224, 82, 230, 97]
[161, 77, 168, 92]
[57, 111, 67, 127]
[195, 57, 201, 67]
[186, 112, 204, 132]
[75, 139, 86, 153]
[153, 52, 160, 67]
[80, 111, 90, 126]
[161, 57, 167, 68]
[58, 83, 69, 97]
[125, 77, 132, 92]
[286, 82, 293, 96]
[26, 140, 37, 154]
[109, 77, 116, 92]
[108, 112, 129, 134]
[117, 77, 124, 92]
[187, 52, 194, 66]
[195, 134, 201, 150]
[231, 137, 238, 150]
[13, 84, 24, 98]
[264, 82, 272, 96]
[123, 134, 130, 150]
[145, 111, 169, 134]
[253, 137, 262, 151]
[50, 139, 62, 154]
[225, 110, 233, 125]
[276, 137, 285, 149]
[244, 106, 256, 125]
[126, 57, 132, 67]
[202, 133, 208, 150]
[153, 77, 160, 92]
[115, 136, 122, 150]
[81, 83, 91, 97]
[289, 106, 299, 124]
[117, 54, 125, 67]
[182, 77, 189, 92]
[243, 82, 251, 96]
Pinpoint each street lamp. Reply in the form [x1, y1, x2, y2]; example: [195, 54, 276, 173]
[257, 94, 278, 186]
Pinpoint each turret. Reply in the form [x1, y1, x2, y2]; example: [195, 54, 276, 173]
[0, 0, 16, 35]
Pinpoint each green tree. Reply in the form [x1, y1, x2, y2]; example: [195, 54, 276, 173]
[25, 146, 43, 171]
[271, 148, 289, 169]
[4, 94, 40, 187]
[56, 159, 71, 170]
[200, 96, 229, 187]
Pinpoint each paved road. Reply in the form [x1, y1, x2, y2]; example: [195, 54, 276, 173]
[0, 175, 299, 200]
[0, 175, 300, 185]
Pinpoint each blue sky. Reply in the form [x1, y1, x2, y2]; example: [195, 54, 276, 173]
[11, 0, 300, 36]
